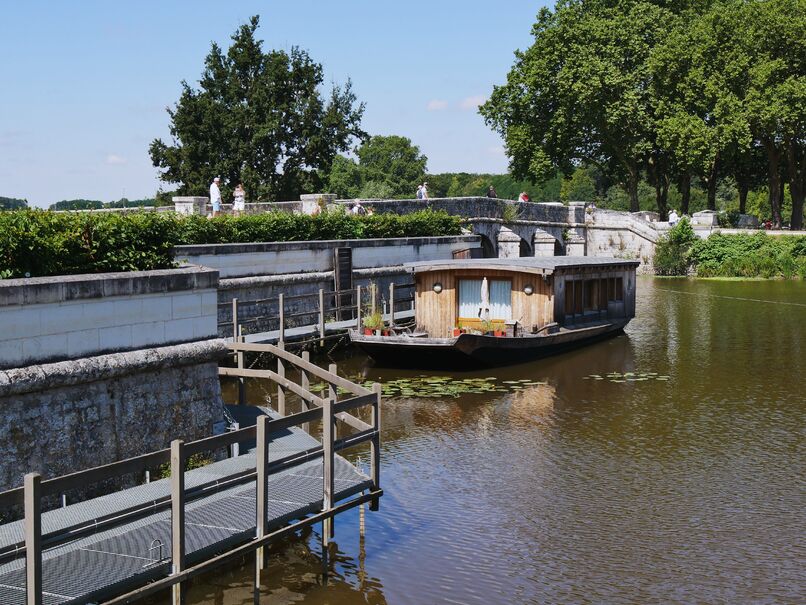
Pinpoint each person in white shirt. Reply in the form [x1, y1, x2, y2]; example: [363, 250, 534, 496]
[421, 182, 429, 200]
[416, 185, 423, 200]
[233, 183, 245, 215]
[209, 177, 222, 217]
[668, 209, 679, 226]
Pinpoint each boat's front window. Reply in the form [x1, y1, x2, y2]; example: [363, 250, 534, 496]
[458, 279, 512, 320]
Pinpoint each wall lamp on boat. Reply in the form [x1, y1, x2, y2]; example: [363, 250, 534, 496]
[524, 284, 534, 295]
[432, 282, 443, 294]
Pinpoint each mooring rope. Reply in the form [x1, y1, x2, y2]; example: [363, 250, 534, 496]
[653, 287, 806, 308]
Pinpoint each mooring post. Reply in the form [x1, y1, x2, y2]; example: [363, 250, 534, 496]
[170, 440, 186, 605]
[370, 382, 381, 511]
[318, 289, 325, 347]
[255, 415, 269, 598]
[327, 363, 338, 539]
[388, 282, 395, 328]
[232, 297, 239, 349]
[278, 293, 285, 345]
[322, 379, 335, 578]
[301, 351, 311, 434]
[370, 283, 377, 315]
[24, 472, 42, 605]
[356, 285, 362, 330]
[277, 342, 286, 416]
[237, 325, 246, 406]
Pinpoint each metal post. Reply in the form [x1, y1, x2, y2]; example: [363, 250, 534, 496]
[370, 382, 381, 511]
[24, 473, 42, 605]
[170, 440, 186, 605]
[255, 415, 269, 598]
[301, 351, 311, 434]
[321, 384, 335, 579]
[231, 297, 239, 342]
[356, 285, 362, 330]
[389, 282, 395, 328]
[318, 289, 325, 347]
[237, 325, 245, 406]
[370, 283, 376, 315]
[278, 293, 285, 345]
[327, 363, 337, 539]
[277, 342, 286, 416]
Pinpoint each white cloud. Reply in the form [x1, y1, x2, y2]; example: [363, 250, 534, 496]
[105, 154, 127, 165]
[426, 99, 449, 111]
[459, 95, 487, 110]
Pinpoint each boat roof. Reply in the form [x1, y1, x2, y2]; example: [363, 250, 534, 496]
[405, 256, 640, 276]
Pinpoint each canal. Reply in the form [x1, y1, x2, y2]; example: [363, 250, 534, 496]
[182, 277, 805, 604]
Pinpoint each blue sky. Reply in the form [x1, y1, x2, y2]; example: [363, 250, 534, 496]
[0, 1, 546, 206]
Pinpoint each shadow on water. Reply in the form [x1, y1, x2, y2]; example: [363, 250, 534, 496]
[195, 277, 804, 604]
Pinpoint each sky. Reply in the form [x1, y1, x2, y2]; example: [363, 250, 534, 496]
[0, 1, 547, 207]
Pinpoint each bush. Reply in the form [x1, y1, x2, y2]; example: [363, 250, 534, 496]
[653, 217, 697, 276]
[0, 209, 462, 278]
[689, 232, 806, 278]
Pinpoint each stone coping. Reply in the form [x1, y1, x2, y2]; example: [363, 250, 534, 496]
[0, 339, 227, 397]
[175, 234, 479, 256]
[0, 265, 218, 307]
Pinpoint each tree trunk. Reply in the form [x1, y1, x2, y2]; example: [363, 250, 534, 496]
[678, 172, 691, 215]
[764, 140, 783, 229]
[627, 165, 639, 213]
[785, 137, 804, 230]
[738, 181, 749, 215]
[704, 154, 719, 211]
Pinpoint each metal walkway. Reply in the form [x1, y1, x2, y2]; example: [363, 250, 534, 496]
[0, 409, 371, 604]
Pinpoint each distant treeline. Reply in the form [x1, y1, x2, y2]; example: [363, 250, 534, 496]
[48, 196, 172, 211]
[0, 196, 28, 210]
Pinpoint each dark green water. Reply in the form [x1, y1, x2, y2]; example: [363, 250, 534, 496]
[183, 278, 805, 604]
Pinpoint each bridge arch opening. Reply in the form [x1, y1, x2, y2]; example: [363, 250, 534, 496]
[478, 234, 496, 258]
[519, 238, 532, 257]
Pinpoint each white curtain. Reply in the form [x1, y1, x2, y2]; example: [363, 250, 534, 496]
[458, 279, 482, 317]
[489, 280, 512, 320]
[458, 279, 511, 319]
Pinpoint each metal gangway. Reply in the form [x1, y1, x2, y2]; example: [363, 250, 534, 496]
[0, 342, 381, 605]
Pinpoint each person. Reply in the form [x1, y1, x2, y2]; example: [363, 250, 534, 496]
[233, 183, 245, 216]
[416, 184, 423, 200]
[518, 191, 530, 202]
[421, 182, 429, 200]
[487, 185, 498, 199]
[351, 201, 367, 215]
[668, 209, 679, 226]
[209, 177, 222, 217]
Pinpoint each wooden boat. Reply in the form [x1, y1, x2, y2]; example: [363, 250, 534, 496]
[349, 257, 639, 368]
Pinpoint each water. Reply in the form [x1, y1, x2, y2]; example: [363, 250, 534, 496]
[177, 278, 805, 604]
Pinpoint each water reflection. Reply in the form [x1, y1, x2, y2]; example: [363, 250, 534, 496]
[200, 277, 804, 604]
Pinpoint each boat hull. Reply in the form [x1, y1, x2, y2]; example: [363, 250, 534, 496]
[349, 319, 629, 369]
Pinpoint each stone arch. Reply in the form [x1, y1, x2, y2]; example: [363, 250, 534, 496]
[519, 238, 532, 257]
[554, 239, 565, 256]
[478, 233, 496, 258]
[533, 229, 562, 257]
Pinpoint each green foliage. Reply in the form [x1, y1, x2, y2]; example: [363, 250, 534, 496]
[49, 199, 104, 210]
[0, 196, 28, 211]
[356, 135, 427, 197]
[149, 15, 366, 203]
[653, 217, 697, 275]
[560, 167, 597, 203]
[690, 232, 806, 278]
[0, 209, 461, 278]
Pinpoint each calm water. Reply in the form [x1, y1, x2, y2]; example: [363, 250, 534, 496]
[177, 278, 805, 604]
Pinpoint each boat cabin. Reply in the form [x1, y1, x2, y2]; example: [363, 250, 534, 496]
[407, 257, 639, 338]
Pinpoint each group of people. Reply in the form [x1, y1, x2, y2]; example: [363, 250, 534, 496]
[209, 177, 246, 217]
[416, 183, 429, 200]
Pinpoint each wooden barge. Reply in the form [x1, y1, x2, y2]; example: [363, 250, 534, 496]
[349, 257, 639, 368]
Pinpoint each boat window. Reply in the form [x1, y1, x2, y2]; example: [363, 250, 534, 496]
[458, 279, 512, 320]
[574, 279, 583, 314]
[584, 281, 597, 311]
[565, 281, 575, 315]
[613, 277, 623, 301]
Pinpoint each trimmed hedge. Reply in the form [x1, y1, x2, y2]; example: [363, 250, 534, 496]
[0, 209, 462, 278]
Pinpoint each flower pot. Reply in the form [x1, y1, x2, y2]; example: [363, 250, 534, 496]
[374, 330, 382, 336]
[382, 330, 390, 336]
[363, 328, 373, 336]
[494, 330, 504, 337]
[452, 328, 461, 337]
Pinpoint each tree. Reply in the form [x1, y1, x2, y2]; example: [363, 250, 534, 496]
[481, 1, 678, 212]
[150, 16, 366, 203]
[326, 155, 362, 198]
[0, 196, 28, 211]
[355, 135, 427, 198]
[49, 199, 103, 210]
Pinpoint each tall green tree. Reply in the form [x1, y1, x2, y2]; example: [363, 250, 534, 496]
[355, 135, 427, 198]
[481, 1, 679, 212]
[150, 16, 366, 203]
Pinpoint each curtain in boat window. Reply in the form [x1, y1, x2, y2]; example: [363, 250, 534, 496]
[458, 279, 482, 318]
[458, 279, 512, 319]
[489, 280, 512, 319]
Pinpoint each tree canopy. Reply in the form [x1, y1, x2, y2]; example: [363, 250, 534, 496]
[481, 0, 805, 228]
[0, 196, 28, 211]
[150, 16, 366, 203]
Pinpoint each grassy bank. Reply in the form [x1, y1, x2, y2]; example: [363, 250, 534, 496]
[654, 219, 806, 279]
[0, 209, 462, 278]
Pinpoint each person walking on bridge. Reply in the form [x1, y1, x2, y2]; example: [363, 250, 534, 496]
[487, 185, 498, 198]
[209, 176, 222, 217]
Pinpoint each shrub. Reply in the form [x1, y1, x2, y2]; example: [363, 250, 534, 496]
[689, 232, 806, 278]
[653, 217, 697, 276]
[0, 209, 462, 278]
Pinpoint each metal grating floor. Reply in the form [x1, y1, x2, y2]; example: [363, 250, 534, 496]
[0, 410, 372, 604]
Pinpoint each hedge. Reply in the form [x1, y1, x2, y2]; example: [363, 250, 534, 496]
[0, 209, 462, 278]
[653, 219, 806, 278]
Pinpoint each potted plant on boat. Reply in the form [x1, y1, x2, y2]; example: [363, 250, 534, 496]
[493, 323, 505, 337]
[481, 319, 494, 336]
[362, 311, 383, 336]
[453, 322, 463, 337]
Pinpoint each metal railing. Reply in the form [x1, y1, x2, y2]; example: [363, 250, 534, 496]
[2, 343, 381, 605]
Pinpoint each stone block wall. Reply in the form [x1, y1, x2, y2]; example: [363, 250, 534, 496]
[0, 266, 219, 369]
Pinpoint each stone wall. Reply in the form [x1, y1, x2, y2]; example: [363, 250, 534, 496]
[0, 340, 226, 496]
[0, 266, 218, 369]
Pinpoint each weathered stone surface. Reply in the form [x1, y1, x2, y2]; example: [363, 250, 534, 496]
[173, 196, 208, 215]
[692, 210, 719, 226]
[737, 214, 759, 228]
[0, 340, 226, 494]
